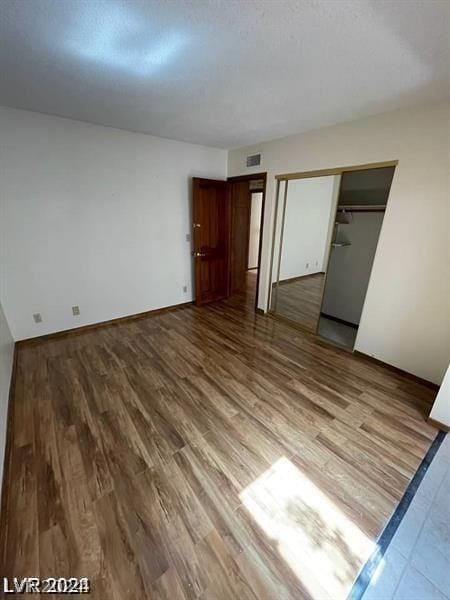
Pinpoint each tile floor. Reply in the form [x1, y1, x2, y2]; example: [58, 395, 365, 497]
[362, 433, 450, 600]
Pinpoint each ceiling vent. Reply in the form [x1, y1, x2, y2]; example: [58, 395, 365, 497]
[246, 153, 261, 168]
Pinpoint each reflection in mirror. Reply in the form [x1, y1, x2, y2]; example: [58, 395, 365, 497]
[270, 175, 340, 331]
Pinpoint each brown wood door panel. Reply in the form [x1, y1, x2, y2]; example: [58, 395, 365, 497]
[192, 177, 230, 306]
[230, 180, 251, 293]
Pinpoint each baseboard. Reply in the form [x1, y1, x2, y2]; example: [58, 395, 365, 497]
[17, 301, 194, 347]
[320, 312, 359, 329]
[427, 418, 450, 433]
[0, 342, 18, 565]
[354, 350, 439, 391]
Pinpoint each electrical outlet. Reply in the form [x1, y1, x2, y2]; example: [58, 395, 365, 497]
[33, 313, 42, 323]
[305, 262, 309, 269]
[72, 305, 80, 316]
[183, 286, 188, 293]
[185, 233, 191, 242]
[315, 261, 318, 267]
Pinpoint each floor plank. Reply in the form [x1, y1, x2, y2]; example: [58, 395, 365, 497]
[1, 271, 437, 599]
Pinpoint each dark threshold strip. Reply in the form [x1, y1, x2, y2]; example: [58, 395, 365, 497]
[347, 430, 446, 600]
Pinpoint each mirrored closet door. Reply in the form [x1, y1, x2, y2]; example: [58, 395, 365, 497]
[270, 175, 341, 332]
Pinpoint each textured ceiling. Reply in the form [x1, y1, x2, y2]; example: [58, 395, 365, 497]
[0, 0, 449, 148]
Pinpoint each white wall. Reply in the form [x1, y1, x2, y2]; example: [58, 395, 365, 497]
[229, 102, 450, 384]
[248, 192, 262, 269]
[321, 212, 384, 325]
[278, 176, 336, 281]
[0, 301, 14, 500]
[0, 108, 227, 340]
[429, 365, 450, 428]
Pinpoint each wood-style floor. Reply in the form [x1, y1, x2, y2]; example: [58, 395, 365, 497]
[272, 273, 325, 332]
[1, 271, 437, 599]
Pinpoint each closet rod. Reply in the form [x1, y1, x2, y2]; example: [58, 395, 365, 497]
[338, 204, 386, 212]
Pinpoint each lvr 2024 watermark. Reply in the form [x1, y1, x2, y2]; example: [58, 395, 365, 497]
[3, 577, 90, 594]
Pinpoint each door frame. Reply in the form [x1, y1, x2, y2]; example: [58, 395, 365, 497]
[227, 172, 267, 311]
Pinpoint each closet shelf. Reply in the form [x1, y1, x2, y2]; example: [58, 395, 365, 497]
[331, 241, 351, 248]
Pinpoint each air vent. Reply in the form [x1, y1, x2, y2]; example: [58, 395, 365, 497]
[246, 153, 261, 168]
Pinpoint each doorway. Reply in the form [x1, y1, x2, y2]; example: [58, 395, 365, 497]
[229, 174, 266, 310]
[191, 173, 266, 311]
[248, 192, 263, 271]
[268, 161, 397, 351]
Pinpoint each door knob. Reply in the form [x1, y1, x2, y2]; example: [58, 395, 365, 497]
[192, 251, 206, 257]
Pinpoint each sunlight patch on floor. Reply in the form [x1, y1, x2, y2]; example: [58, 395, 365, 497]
[239, 456, 376, 599]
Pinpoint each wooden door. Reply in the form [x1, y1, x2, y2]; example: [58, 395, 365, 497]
[230, 180, 251, 293]
[192, 178, 230, 306]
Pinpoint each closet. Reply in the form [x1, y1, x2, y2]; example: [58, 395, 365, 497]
[269, 163, 396, 350]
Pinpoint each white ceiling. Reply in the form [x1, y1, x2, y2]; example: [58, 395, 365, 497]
[0, 0, 449, 149]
